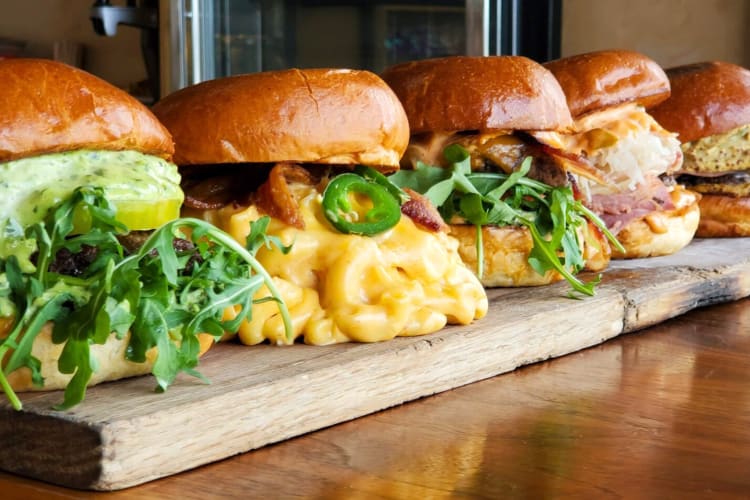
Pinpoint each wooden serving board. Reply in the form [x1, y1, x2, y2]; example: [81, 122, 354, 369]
[2, 238, 750, 491]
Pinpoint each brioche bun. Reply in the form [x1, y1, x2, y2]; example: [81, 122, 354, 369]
[3, 322, 214, 392]
[450, 225, 558, 287]
[381, 55, 573, 134]
[0, 58, 174, 162]
[694, 194, 750, 237]
[450, 221, 611, 287]
[649, 61, 750, 144]
[612, 186, 701, 258]
[151, 68, 408, 171]
[544, 49, 671, 119]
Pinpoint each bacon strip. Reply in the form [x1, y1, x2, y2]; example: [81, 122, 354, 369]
[401, 188, 449, 233]
[539, 144, 607, 184]
[254, 163, 315, 229]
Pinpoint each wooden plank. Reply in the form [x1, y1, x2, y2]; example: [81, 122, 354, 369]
[0, 238, 749, 490]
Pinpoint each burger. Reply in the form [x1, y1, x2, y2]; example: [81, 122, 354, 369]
[0, 59, 282, 410]
[539, 49, 701, 258]
[649, 61, 750, 237]
[151, 68, 488, 346]
[380, 55, 617, 294]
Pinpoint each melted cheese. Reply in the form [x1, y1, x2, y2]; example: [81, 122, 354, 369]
[196, 184, 488, 346]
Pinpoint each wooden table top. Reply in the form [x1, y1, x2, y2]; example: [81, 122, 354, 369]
[2, 297, 749, 499]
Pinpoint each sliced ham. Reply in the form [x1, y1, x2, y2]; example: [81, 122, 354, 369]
[589, 175, 674, 233]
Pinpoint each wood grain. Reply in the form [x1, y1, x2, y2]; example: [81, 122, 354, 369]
[1, 237, 750, 491]
[3, 294, 750, 499]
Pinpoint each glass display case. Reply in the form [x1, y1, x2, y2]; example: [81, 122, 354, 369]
[149, 0, 561, 98]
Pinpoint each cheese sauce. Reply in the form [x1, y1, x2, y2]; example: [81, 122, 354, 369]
[196, 184, 488, 345]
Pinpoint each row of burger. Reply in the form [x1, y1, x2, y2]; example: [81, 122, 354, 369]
[155, 49, 750, 292]
[0, 49, 748, 408]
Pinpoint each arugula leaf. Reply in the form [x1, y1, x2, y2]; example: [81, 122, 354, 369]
[0, 187, 291, 411]
[389, 149, 623, 297]
[245, 216, 293, 257]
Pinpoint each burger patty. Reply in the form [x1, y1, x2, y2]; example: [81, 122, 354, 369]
[677, 172, 750, 197]
[455, 133, 571, 187]
[46, 233, 196, 278]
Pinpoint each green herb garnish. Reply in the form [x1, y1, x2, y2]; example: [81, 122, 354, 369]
[389, 145, 624, 296]
[0, 186, 291, 410]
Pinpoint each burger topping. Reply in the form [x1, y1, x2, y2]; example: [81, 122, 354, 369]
[196, 181, 487, 345]
[0, 150, 184, 234]
[322, 171, 402, 236]
[255, 163, 316, 230]
[531, 104, 683, 199]
[389, 145, 624, 297]
[679, 124, 750, 174]
[404, 131, 605, 188]
[400, 188, 449, 233]
[0, 187, 291, 410]
[588, 175, 675, 234]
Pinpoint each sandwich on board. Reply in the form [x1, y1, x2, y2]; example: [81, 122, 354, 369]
[152, 68, 488, 346]
[650, 61, 750, 237]
[381, 55, 620, 295]
[0, 58, 289, 410]
[540, 49, 701, 258]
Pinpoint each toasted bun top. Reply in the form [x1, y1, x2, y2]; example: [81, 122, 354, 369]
[649, 61, 750, 143]
[544, 50, 670, 119]
[0, 58, 174, 163]
[152, 68, 409, 171]
[381, 55, 573, 134]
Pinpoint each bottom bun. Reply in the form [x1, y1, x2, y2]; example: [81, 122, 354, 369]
[613, 185, 700, 259]
[450, 222, 610, 287]
[3, 322, 215, 392]
[695, 194, 750, 237]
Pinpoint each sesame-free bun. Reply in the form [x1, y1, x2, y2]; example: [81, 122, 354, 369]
[649, 61, 750, 144]
[450, 221, 611, 287]
[694, 194, 750, 237]
[612, 186, 701, 258]
[450, 225, 561, 287]
[544, 50, 670, 119]
[0, 58, 174, 162]
[152, 68, 409, 171]
[2, 318, 214, 392]
[381, 55, 573, 134]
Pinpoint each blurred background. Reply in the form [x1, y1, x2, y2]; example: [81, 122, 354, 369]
[1, 0, 748, 104]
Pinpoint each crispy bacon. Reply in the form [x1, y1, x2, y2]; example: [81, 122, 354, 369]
[539, 144, 607, 185]
[254, 163, 315, 229]
[401, 188, 449, 233]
